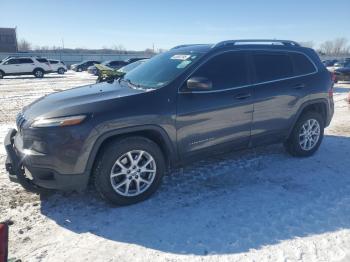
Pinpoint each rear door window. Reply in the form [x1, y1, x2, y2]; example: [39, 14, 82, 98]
[290, 53, 316, 75]
[19, 58, 33, 64]
[49, 60, 58, 64]
[252, 51, 294, 82]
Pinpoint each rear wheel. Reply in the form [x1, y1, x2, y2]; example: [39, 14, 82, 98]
[93, 137, 165, 205]
[33, 69, 44, 78]
[57, 68, 65, 74]
[284, 112, 324, 157]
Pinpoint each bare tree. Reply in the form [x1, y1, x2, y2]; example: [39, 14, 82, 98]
[319, 38, 350, 55]
[333, 38, 348, 56]
[319, 41, 334, 55]
[17, 38, 32, 51]
[113, 44, 126, 54]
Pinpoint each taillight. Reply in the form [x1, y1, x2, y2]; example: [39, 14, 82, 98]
[330, 71, 336, 82]
[328, 88, 333, 98]
[0, 223, 8, 262]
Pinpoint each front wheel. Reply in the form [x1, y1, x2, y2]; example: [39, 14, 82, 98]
[93, 137, 165, 205]
[0, 71, 4, 79]
[284, 112, 324, 157]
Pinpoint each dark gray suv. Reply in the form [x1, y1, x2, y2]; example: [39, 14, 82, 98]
[5, 40, 334, 205]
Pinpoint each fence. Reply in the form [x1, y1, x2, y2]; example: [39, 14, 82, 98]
[0, 51, 152, 66]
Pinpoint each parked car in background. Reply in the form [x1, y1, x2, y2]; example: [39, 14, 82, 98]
[48, 60, 67, 74]
[0, 57, 52, 78]
[88, 60, 128, 75]
[322, 59, 338, 67]
[334, 61, 350, 82]
[4, 39, 334, 206]
[96, 59, 148, 83]
[71, 60, 100, 72]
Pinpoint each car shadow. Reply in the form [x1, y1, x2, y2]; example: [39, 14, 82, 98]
[40, 134, 350, 255]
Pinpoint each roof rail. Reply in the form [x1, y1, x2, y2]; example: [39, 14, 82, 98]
[212, 39, 301, 48]
[171, 44, 208, 50]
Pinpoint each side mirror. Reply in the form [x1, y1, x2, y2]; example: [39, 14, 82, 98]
[187, 77, 212, 91]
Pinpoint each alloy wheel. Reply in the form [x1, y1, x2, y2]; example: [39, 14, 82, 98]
[110, 150, 156, 196]
[299, 119, 321, 151]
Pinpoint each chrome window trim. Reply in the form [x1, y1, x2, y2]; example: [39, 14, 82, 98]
[178, 49, 318, 94]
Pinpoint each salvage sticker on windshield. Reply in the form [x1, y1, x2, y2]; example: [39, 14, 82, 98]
[171, 54, 191, 60]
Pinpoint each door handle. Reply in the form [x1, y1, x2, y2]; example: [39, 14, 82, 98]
[235, 93, 251, 100]
[292, 83, 305, 89]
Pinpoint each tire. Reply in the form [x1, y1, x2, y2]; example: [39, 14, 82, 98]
[93, 137, 166, 205]
[77, 67, 82, 72]
[57, 68, 65, 74]
[0, 70, 4, 79]
[284, 111, 324, 157]
[33, 69, 44, 78]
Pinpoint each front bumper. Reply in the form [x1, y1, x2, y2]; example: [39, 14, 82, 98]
[4, 128, 89, 191]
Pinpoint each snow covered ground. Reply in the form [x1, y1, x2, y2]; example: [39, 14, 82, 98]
[0, 72, 350, 262]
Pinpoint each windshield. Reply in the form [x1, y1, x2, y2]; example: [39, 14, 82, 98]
[118, 60, 147, 73]
[123, 51, 202, 89]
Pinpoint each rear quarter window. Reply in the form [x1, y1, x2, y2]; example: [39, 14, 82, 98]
[253, 52, 294, 82]
[290, 53, 316, 75]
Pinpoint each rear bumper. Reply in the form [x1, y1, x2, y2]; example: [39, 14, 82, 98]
[4, 128, 89, 191]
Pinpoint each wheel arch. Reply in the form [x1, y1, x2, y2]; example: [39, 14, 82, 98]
[86, 125, 177, 176]
[287, 99, 328, 138]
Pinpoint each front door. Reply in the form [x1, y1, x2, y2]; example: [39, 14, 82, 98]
[176, 51, 253, 158]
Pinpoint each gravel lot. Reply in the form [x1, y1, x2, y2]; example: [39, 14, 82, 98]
[1, 72, 350, 262]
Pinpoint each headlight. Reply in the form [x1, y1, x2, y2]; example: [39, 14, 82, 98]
[31, 115, 86, 128]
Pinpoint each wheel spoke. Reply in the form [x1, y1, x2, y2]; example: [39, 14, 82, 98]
[135, 179, 140, 193]
[115, 179, 127, 188]
[111, 171, 125, 178]
[135, 151, 144, 165]
[127, 152, 134, 165]
[139, 177, 150, 185]
[124, 180, 131, 194]
[141, 168, 156, 173]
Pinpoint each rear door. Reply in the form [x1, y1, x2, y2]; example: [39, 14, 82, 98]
[250, 50, 317, 145]
[177, 51, 254, 157]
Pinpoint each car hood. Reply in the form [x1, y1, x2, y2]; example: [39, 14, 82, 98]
[22, 81, 147, 122]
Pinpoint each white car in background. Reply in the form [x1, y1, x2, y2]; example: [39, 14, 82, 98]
[48, 59, 67, 74]
[0, 57, 52, 78]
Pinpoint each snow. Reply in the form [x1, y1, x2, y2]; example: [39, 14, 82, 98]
[1, 72, 350, 262]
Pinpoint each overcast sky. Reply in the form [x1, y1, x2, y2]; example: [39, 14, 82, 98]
[1, 0, 349, 50]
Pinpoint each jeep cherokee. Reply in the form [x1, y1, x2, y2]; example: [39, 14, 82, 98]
[4, 40, 334, 205]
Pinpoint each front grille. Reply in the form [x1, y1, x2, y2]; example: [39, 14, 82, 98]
[16, 112, 26, 132]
